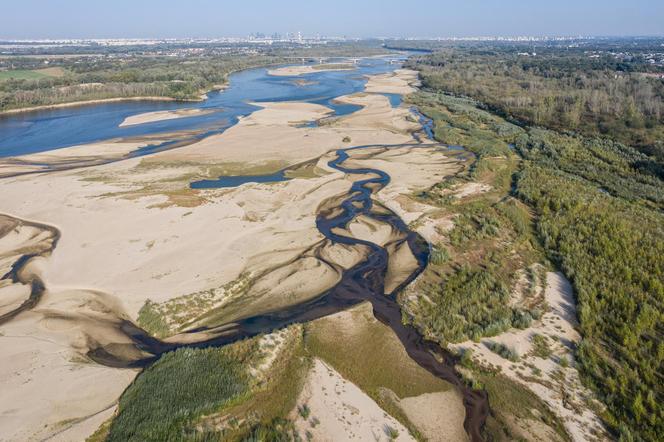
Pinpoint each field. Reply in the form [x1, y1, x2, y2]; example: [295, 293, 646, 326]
[0, 67, 65, 80]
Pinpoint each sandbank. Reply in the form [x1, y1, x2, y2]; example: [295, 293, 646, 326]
[268, 63, 355, 77]
[119, 108, 214, 127]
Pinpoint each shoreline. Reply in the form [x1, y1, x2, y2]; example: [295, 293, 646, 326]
[0, 96, 201, 116]
[0, 60, 293, 117]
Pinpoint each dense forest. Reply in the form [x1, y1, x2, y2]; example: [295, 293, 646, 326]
[0, 55, 282, 111]
[404, 41, 664, 163]
[406, 44, 664, 441]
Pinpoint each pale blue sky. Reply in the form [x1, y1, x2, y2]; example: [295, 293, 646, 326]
[1, 0, 663, 39]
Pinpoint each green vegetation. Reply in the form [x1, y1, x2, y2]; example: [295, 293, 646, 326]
[107, 345, 252, 441]
[0, 40, 390, 112]
[297, 404, 311, 419]
[405, 42, 664, 163]
[136, 300, 170, 338]
[459, 352, 570, 441]
[408, 44, 664, 440]
[405, 92, 545, 346]
[136, 274, 253, 338]
[105, 328, 309, 441]
[531, 334, 553, 359]
[480, 372, 570, 441]
[0, 69, 51, 80]
[385, 425, 400, 440]
[0, 55, 280, 111]
[304, 304, 451, 439]
[486, 341, 520, 362]
[240, 418, 299, 441]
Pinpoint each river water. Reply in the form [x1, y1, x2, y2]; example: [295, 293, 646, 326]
[0, 58, 403, 157]
[0, 56, 488, 441]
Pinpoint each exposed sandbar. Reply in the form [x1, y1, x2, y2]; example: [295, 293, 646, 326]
[268, 63, 355, 77]
[119, 108, 214, 127]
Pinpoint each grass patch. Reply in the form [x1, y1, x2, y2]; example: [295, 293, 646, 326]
[107, 343, 254, 441]
[531, 334, 553, 359]
[0, 69, 49, 80]
[137, 300, 170, 338]
[479, 372, 571, 442]
[136, 274, 253, 337]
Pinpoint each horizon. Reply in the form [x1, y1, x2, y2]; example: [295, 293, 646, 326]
[2, 0, 663, 40]
[2, 35, 664, 42]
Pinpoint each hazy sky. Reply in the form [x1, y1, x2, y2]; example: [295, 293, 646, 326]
[1, 0, 663, 39]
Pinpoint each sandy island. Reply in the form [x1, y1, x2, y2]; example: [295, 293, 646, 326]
[119, 108, 214, 127]
[268, 63, 356, 77]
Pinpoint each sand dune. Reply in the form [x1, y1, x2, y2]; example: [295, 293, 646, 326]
[364, 69, 421, 95]
[292, 358, 415, 442]
[450, 272, 606, 441]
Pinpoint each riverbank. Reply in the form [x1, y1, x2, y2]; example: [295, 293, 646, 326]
[0, 96, 200, 116]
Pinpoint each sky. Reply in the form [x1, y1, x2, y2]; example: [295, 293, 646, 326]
[1, 0, 663, 39]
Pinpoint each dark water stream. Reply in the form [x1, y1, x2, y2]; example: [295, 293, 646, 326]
[86, 137, 488, 440]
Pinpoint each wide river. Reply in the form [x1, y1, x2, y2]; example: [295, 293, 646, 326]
[0, 57, 402, 157]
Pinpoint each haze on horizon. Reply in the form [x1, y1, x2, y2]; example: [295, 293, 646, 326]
[1, 0, 663, 40]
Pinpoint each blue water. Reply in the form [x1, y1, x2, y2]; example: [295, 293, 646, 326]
[382, 93, 403, 108]
[191, 170, 290, 189]
[0, 57, 406, 157]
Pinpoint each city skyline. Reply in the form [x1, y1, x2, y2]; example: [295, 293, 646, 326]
[1, 0, 663, 39]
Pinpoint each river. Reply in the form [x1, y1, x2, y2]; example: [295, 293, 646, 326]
[0, 57, 488, 441]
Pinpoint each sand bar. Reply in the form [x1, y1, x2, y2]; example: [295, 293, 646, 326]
[268, 63, 355, 77]
[119, 108, 214, 127]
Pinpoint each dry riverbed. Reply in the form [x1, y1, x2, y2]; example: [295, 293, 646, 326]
[0, 68, 470, 440]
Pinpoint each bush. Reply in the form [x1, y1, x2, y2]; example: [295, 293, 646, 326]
[532, 334, 552, 359]
[297, 404, 311, 419]
[487, 341, 520, 362]
[384, 425, 399, 440]
[430, 245, 450, 265]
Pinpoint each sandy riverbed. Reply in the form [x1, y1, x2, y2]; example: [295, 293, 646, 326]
[0, 68, 466, 440]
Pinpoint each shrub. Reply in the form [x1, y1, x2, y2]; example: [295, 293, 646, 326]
[487, 341, 520, 362]
[532, 334, 553, 359]
[297, 404, 311, 419]
[384, 425, 399, 440]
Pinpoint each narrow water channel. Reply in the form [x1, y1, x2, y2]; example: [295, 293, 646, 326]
[84, 134, 489, 440]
